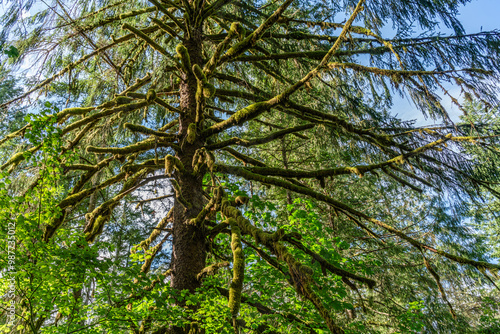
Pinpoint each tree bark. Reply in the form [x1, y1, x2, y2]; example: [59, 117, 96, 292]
[169, 26, 207, 334]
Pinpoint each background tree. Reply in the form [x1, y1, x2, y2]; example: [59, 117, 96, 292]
[1, 0, 500, 333]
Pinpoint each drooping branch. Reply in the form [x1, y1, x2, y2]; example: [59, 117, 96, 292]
[44, 170, 127, 241]
[122, 23, 169, 56]
[216, 286, 320, 331]
[206, 124, 314, 150]
[213, 86, 401, 150]
[421, 251, 457, 319]
[284, 235, 376, 288]
[124, 123, 178, 138]
[217, 133, 455, 181]
[83, 171, 168, 243]
[134, 207, 174, 252]
[0, 29, 158, 109]
[381, 167, 423, 193]
[217, 164, 500, 271]
[204, 1, 367, 138]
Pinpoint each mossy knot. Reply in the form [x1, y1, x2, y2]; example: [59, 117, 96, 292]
[203, 84, 216, 98]
[146, 89, 156, 103]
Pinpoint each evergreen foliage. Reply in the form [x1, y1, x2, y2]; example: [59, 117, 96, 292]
[0, 0, 499, 333]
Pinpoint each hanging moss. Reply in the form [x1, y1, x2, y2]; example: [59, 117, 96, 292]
[171, 179, 192, 209]
[234, 196, 248, 206]
[165, 155, 175, 176]
[230, 21, 245, 39]
[146, 89, 157, 103]
[228, 218, 244, 322]
[197, 262, 230, 281]
[192, 64, 208, 84]
[187, 123, 197, 144]
[192, 148, 207, 174]
[205, 151, 215, 171]
[176, 43, 192, 72]
[219, 199, 284, 245]
[187, 322, 199, 334]
[85, 214, 109, 243]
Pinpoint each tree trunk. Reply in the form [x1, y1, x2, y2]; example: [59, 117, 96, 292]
[169, 27, 207, 333]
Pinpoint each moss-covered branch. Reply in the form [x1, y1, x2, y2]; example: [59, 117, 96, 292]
[216, 0, 294, 65]
[84, 169, 156, 242]
[217, 164, 500, 271]
[284, 236, 376, 288]
[148, 0, 185, 32]
[197, 262, 230, 281]
[62, 100, 150, 135]
[151, 17, 179, 38]
[134, 207, 173, 252]
[327, 62, 483, 80]
[204, 21, 240, 76]
[43, 170, 126, 241]
[164, 154, 186, 176]
[213, 86, 399, 150]
[206, 9, 377, 138]
[124, 123, 177, 139]
[86, 137, 174, 155]
[202, 101, 274, 136]
[219, 134, 454, 180]
[141, 232, 171, 273]
[216, 286, 319, 331]
[206, 124, 314, 150]
[0, 144, 41, 172]
[221, 147, 266, 167]
[122, 23, 169, 56]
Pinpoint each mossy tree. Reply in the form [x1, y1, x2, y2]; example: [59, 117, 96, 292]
[1, 0, 500, 333]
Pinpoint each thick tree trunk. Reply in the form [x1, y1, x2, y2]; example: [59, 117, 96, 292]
[169, 26, 207, 333]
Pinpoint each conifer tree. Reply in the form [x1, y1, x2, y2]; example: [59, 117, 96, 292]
[1, 0, 500, 333]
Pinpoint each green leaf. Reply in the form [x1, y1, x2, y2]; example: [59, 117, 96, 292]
[3, 46, 19, 58]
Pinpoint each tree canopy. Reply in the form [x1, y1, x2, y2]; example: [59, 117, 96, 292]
[1, 0, 500, 333]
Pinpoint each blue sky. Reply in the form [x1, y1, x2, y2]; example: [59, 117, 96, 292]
[458, 0, 500, 33]
[393, 0, 500, 124]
